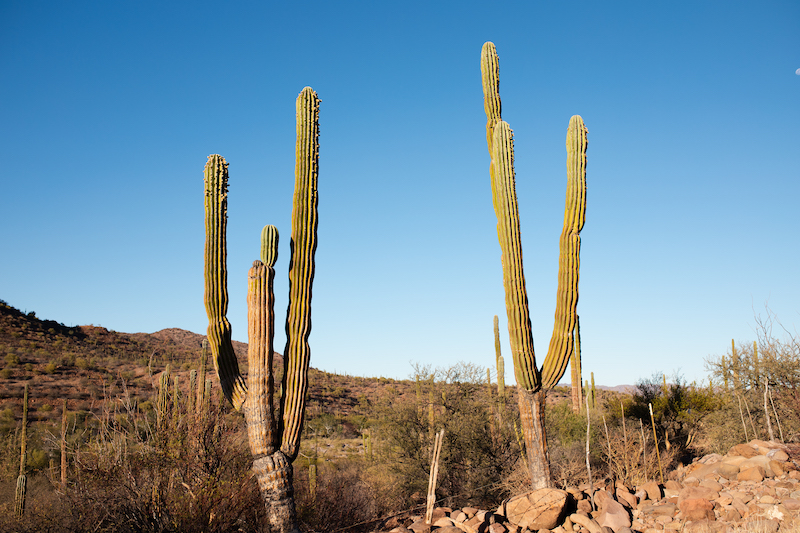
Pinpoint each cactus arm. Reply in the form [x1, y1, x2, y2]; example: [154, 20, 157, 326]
[246, 257, 279, 456]
[279, 87, 320, 461]
[481, 42, 502, 207]
[541, 116, 588, 388]
[203, 154, 247, 410]
[491, 121, 540, 392]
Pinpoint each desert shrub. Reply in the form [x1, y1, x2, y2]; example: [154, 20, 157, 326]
[0, 368, 11, 379]
[374, 363, 520, 510]
[44, 362, 57, 374]
[4, 353, 19, 366]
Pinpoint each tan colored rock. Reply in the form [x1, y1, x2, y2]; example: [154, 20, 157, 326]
[717, 462, 740, 479]
[737, 466, 765, 482]
[434, 517, 457, 528]
[616, 489, 637, 509]
[678, 486, 719, 504]
[699, 479, 722, 492]
[499, 489, 569, 531]
[408, 521, 432, 533]
[767, 449, 789, 462]
[453, 511, 468, 523]
[640, 503, 677, 517]
[440, 528, 467, 533]
[641, 481, 662, 501]
[729, 443, 759, 458]
[768, 460, 785, 477]
[488, 523, 507, 533]
[596, 498, 631, 531]
[569, 513, 602, 533]
[577, 500, 592, 514]
[679, 498, 714, 521]
[431, 508, 449, 522]
[783, 498, 800, 510]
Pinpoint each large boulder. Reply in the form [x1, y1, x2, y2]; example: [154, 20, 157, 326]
[497, 489, 569, 530]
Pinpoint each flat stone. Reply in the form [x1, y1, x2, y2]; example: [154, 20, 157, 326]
[641, 481, 663, 502]
[717, 463, 741, 479]
[783, 498, 800, 510]
[640, 503, 677, 517]
[699, 479, 723, 492]
[596, 498, 631, 531]
[488, 524, 507, 533]
[440, 528, 466, 533]
[434, 518, 457, 528]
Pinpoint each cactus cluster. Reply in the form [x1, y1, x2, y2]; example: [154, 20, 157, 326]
[203, 87, 319, 533]
[481, 41, 587, 488]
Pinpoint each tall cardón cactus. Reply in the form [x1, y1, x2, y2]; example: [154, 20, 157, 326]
[482, 42, 587, 488]
[203, 87, 319, 533]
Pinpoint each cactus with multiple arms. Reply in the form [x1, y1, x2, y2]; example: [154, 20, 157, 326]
[482, 41, 588, 488]
[203, 87, 319, 533]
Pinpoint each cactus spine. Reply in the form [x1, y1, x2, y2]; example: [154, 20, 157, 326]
[203, 87, 319, 533]
[482, 41, 587, 488]
[15, 384, 28, 517]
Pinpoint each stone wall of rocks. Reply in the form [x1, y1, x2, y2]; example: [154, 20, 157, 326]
[383, 439, 800, 533]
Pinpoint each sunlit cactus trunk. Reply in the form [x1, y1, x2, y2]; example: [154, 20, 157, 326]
[482, 41, 587, 489]
[203, 87, 319, 533]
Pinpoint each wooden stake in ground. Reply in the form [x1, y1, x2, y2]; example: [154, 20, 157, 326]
[425, 430, 445, 525]
[639, 418, 648, 483]
[585, 396, 592, 487]
[737, 394, 749, 441]
[762, 381, 774, 441]
[648, 403, 664, 484]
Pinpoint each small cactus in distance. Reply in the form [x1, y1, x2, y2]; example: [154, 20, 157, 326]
[15, 384, 28, 517]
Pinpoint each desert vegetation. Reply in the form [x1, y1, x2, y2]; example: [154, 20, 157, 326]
[0, 298, 799, 532]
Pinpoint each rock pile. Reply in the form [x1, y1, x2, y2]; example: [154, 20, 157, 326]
[385, 440, 800, 533]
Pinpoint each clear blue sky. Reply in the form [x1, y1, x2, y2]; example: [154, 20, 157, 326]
[2, 1, 798, 387]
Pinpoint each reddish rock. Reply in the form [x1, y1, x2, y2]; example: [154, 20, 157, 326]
[679, 498, 715, 521]
[596, 498, 631, 532]
[737, 466, 765, 482]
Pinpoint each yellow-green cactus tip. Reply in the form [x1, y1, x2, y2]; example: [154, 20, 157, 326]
[260, 225, 279, 268]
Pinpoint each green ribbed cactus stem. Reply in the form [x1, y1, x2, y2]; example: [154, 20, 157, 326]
[204, 154, 247, 410]
[590, 372, 596, 410]
[60, 399, 67, 489]
[428, 389, 435, 433]
[308, 463, 317, 500]
[541, 115, 588, 387]
[261, 225, 279, 267]
[15, 474, 26, 517]
[279, 87, 320, 462]
[481, 41, 502, 204]
[15, 384, 28, 517]
[172, 375, 180, 426]
[493, 315, 506, 404]
[570, 315, 583, 413]
[189, 369, 197, 407]
[157, 366, 170, 430]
